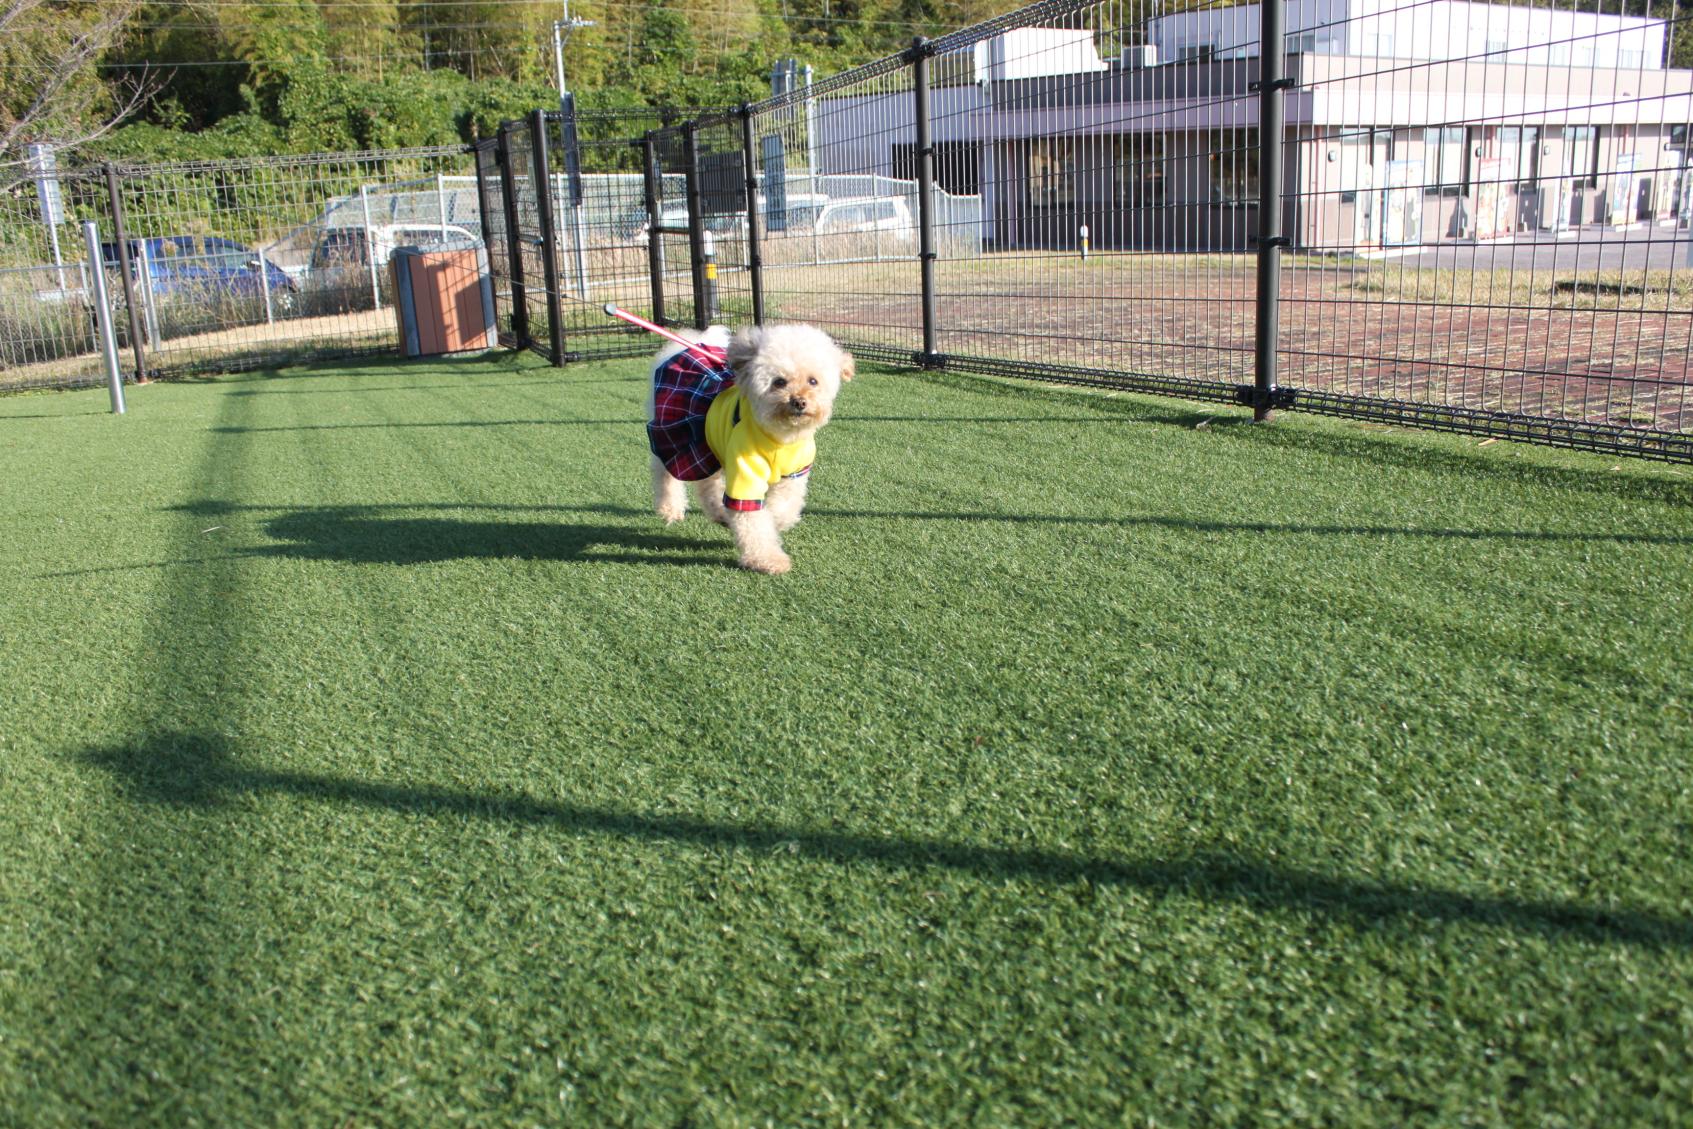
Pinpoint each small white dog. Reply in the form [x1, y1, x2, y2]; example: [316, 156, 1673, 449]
[647, 323, 854, 574]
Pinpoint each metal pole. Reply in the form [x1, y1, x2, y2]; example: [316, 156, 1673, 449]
[912, 37, 941, 367]
[804, 62, 819, 263]
[682, 122, 710, 330]
[641, 134, 668, 327]
[81, 221, 125, 414]
[359, 184, 381, 310]
[257, 241, 275, 325]
[137, 240, 160, 349]
[553, 7, 595, 301]
[497, 123, 531, 350]
[48, 222, 66, 294]
[1252, 0, 1288, 422]
[702, 230, 718, 323]
[557, 103, 592, 300]
[739, 107, 766, 325]
[530, 107, 566, 364]
[102, 163, 148, 381]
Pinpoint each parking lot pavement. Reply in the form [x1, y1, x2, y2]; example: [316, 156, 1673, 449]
[1399, 222, 1693, 273]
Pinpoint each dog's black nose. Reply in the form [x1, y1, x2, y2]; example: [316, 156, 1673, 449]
[789, 398, 808, 413]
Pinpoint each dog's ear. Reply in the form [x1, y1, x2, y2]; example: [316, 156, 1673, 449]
[726, 327, 764, 375]
[838, 346, 855, 382]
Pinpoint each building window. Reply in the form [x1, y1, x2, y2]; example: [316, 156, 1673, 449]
[892, 140, 981, 196]
[1484, 38, 1508, 58]
[1423, 126, 1466, 195]
[1113, 134, 1166, 208]
[1362, 32, 1395, 57]
[1548, 43, 1570, 65]
[1028, 138, 1076, 211]
[1562, 126, 1599, 187]
[1617, 49, 1644, 68]
[1208, 129, 1259, 205]
[1496, 126, 1541, 189]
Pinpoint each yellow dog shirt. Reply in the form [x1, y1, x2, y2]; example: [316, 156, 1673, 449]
[703, 386, 814, 512]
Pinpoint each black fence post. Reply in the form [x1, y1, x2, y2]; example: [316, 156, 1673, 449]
[529, 107, 566, 365]
[1252, 0, 1289, 422]
[640, 133, 668, 328]
[682, 122, 709, 330]
[102, 163, 147, 381]
[911, 37, 942, 369]
[497, 122, 531, 351]
[739, 105, 766, 326]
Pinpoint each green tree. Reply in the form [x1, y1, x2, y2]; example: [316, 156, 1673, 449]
[219, 0, 326, 96]
[1, 0, 147, 163]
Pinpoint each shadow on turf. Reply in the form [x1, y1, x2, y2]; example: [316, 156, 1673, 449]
[154, 500, 1689, 556]
[805, 507, 1693, 546]
[79, 731, 1693, 952]
[243, 505, 731, 567]
[210, 418, 635, 432]
[223, 379, 585, 398]
[909, 370, 1692, 506]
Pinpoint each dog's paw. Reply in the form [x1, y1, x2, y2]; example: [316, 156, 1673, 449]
[656, 501, 686, 524]
[739, 550, 792, 575]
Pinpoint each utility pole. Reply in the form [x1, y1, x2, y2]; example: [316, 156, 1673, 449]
[553, 1, 595, 299]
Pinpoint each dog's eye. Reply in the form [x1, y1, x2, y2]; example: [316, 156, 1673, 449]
[771, 377, 787, 389]
[808, 377, 818, 386]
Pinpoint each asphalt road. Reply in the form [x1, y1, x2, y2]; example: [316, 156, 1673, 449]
[1397, 222, 1693, 273]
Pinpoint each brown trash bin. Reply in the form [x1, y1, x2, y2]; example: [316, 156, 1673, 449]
[389, 245, 498, 357]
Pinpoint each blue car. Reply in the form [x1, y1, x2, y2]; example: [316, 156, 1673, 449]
[103, 235, 297, 311]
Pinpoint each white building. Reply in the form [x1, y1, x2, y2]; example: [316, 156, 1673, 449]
[807, 3, 1693, 251]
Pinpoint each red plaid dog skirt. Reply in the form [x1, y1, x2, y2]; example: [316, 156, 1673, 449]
[646, 343, 733, 482]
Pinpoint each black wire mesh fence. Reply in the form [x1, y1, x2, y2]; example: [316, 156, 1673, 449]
[599, 0, 1691, 462]
[0, 146, 479, 390]
[6, 1, 1690, 462]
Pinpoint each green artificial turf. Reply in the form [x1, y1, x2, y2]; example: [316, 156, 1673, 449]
[1, 350, 1690, 1126]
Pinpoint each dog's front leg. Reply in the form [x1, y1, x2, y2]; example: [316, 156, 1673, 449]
[726, 509, 790, 574]
[763, 474, 809, 532]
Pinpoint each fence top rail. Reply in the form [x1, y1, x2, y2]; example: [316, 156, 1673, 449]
[88, 144, 474, 180]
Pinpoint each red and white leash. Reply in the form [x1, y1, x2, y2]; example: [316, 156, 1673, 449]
[602, 303, 715, 355]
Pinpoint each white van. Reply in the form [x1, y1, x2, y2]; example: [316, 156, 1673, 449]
[308, 223, 482, 272]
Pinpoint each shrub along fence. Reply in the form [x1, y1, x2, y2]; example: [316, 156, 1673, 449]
[486, 0, 1693, 463]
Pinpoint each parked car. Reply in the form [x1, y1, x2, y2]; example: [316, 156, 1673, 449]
[102, 235, 298, 310]
[796, 197, 916, 239]
[629, 196, 915, 245]
[308, 223, 483, 272]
